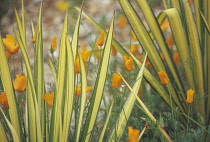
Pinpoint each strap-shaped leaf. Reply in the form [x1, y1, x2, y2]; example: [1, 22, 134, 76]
[0, 108, 19, 142]
[182, 1, 205, 121]
[81, 14, 114, 142]
[0, 120, 8, 142]
[49, 11, 68, 142]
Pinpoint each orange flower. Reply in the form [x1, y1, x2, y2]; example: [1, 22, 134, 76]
[81, 50, 91, 63]
[111, 73, 122, 88]
[97, 30, 105, 46]
[3, 34, 19, 54]
[75, 57, 80, 73]
[51, 36, 57, 51]
[81, 43, 87, 51]
[173, 52, 180, 66]
[32, 26, 38, 43]
[158, 71, 169, 85]
[160, 20, 169, 31]
[130, 44, 139, 56]
[166, 38, 174, 49]
[43, 92, 54, 107]
[0, 92, 9, 109]
[131, 31, 137, 41]
[128, 126, 140, 142]
[75, 86, 92, 96]
[6, 50, 11, 58]
[118, 14, 125, 29]
[124, 56, 135, 71]
[13, 75, 27, 92]
[111, 46, 116, 56]
[189, 0, 193, 5]
[186, 89, 194, 104]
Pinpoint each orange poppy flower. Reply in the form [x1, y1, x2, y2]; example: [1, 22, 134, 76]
[111, 73, 122, 88]
[3, 34, 19, 54]
[42, 92, 54, 107]
[56, 1, 69, 12]
[173, 52, 180, 66]
[160, 20, 169, 31]
[0, 92, 9, 109]
[166, 38, 174, 49]
[32, 26, 38, 43]
[131, 31, 137, 41]
[75, 86, 92, 96]
[75, 57, 80, 73]
[118, 14, 126, 29]
[130, 44, 139, 56]
[51, 36, 57, 51]
[13, 75, 27, 92]
[128, 126, 140, 142]
[6, 50, 12, 58]
[186, 89, 194, 104]
[158, 71, 169, 85]
[124, 56, 135, 71]
[81, 50, 91, 63]
[97, 30, 105, 46]
[111, 46, 117, 56]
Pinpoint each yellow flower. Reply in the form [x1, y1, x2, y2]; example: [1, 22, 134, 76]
[3, 34, 19, 54]
[13, 75, 27, 92]
[75, 86, 92, 96]
[81, 50, 91, 63]
[111, 73, 122, 88]
[0, 92, 9, 109]
[186, 89, 194, 104]
[158, 71, 169, 85]
[160, 20, 169, 31]
[118, 14, 126, 29]
[43, 92, 54, 107]
[75, 57, 80, 73]
[51, 36, 57, 51]
[128, 126, 140, 142]
[97, 30, 105, 46]
[173, 51, 180, 66]
[56, 1, 69, 12]
[124, 56, 135, 71]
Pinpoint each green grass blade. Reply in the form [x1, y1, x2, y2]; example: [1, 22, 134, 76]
[49, 12, 68, 142]
[194, 0, 202, 41]
[182, 2, 205, 122]
[61, 36, 74, 142]
[108, 55, 146, 141]
[75, 52, 87, 142]
[0, 108, 19, 142]
[0, 35, 21, 140]
[81, 15, 114, 142]
[98, 100, 114, 142]
[14, 7, 25, 46]
[21, 0, 26, 44]
[170, 0, 181, 12]
[71, 5, 82, 61]
[75, 7, 128, 56]
[14, 30, 42, 141]
[199, 10, 210, 34]
[26, 79, 37, 142]
[0, 121, 8, 142]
